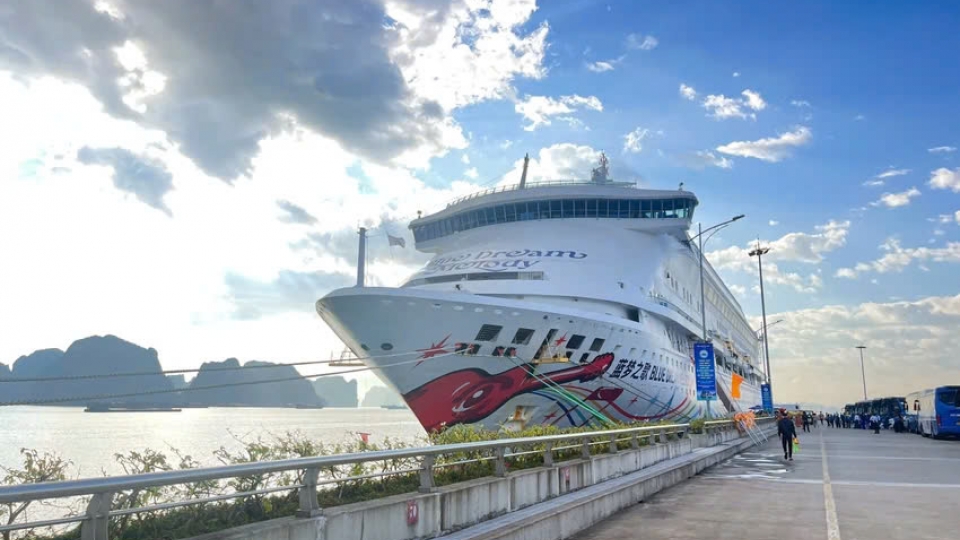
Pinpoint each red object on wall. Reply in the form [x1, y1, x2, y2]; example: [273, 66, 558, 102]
[407, 500, 419, 525]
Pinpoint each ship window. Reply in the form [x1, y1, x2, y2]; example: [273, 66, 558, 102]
[476, 324, 503, 342]
[589, 338, 605, 352]
[411, 196, 697, 242]
[579, 352, 590, 364]
[586, 199, 598, 217]
[467, 343, 481, 356]
[511, 328, 535, 345]
[505, 347, 517, 357]
[381, 343, 393, 351]
[534, 329, 558, 360]
[492, 346, 505, 357]
[566, 334, 586, 349]
[455, 342, 469, 354]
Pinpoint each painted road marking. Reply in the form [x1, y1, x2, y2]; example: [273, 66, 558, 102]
[820, 430, 842, 540]
[700, 476, 960, 489]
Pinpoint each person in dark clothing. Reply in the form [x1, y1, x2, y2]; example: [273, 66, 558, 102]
[802, 413, 811, 433]
[778, 414, 797, 460]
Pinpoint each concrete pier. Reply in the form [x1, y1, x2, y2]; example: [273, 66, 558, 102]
[573, 426, 960, 540]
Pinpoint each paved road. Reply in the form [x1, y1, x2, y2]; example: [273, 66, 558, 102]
[573, 425, 960, 540]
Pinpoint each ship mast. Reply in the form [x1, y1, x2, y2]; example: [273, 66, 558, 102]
[591, 152, 610, 184]
[519, 153, 530, 189]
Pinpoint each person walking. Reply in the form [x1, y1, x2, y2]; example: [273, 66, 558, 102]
[802, 412, 811, 433]
[778, 411, 798, 461]
[870, 413, 881, 434]
[819, 412, 825, 427]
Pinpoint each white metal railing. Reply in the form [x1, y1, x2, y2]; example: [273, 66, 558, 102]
[444, 179, 637, 209]
[0, 420, 748, 539]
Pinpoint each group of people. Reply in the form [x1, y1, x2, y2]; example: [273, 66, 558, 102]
[823, 412, 907, 433]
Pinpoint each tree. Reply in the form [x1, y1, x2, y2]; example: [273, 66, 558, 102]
[0, 449, 71, 540]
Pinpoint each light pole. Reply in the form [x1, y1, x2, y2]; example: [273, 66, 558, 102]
[856, 345, 868, 400]
[749, 241, 772, 384]
[756, 319, 784, 382]
[690, 214, 745, 418]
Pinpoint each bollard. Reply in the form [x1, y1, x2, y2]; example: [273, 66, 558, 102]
[296, 467, 322, 517]
[81, 491, 113, 540]
[543, 442, 554, 467]
[419, 455, 436, 493]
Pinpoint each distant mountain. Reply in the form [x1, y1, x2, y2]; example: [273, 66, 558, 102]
[0, 362, 10, 378]
[167, 374, 188, 390]
[186, 359, 322, 408]
[312, 376, 357, 407]
[2, 336, 172, 406]
[361, 385, 405, 408]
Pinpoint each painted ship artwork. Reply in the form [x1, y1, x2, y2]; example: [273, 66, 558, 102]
[317, 153, 764, 433]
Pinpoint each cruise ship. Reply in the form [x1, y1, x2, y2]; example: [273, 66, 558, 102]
[316, 155, 764, 433]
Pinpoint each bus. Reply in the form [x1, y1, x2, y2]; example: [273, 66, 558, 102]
[906, 386, 960, 438]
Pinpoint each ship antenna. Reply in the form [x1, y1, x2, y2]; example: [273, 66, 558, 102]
[519, 153, 530, 189]
[591, 152, 610, 183]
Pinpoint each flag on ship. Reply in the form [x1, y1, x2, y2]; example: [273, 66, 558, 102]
[387, 234, 406, 248]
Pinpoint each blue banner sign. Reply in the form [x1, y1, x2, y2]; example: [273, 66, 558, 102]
[761, 383, 773, 411]
[694, 343, 717, 401]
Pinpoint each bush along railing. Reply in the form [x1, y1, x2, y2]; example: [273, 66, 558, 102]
[0, 419, 751, 540]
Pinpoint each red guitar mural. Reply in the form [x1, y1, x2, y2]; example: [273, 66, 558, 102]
[403, 353, 615, 432]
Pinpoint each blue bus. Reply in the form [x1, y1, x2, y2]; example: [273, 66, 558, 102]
[906, 386, 960, 438]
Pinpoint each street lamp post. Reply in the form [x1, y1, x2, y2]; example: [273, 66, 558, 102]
[749, 242, 772, 384]
[690, 214, 745, 418]
[756, 319, 784, 381]
[856, 345, 868, 400]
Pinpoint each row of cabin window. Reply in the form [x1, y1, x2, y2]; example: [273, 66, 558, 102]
[414, 197, 697, 242]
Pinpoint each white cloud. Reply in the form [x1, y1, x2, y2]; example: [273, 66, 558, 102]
[854, 114, 865, 121]
[625, 34, 658, 51]
[769, 220, 779, 226]
[729, 284, 746, 297]
[764, 293, 960, 405]
[716, 126, 812, 162]
[732, 71, 740, 78]
[683, 150, 733, 170]
[870, 187, 921, 208]
[706, 220, 851, 292]
[679, 84, 697, 101]
[499, 140, 514, 150]
[498, 143, 605, 185]
[702, 89, 765, 120]
[790, 100, 811, 107]
[586, 61, 615, 73]
[876, 168, 910, 179]
[623, 127, 651, 153]
[928, 167, 960, 192]
[862, 179, 885, 187]
[928, 146, 957, 154]
[837, 237, 960, 278]
[464, 167, 479, 179]
[461, 154, 470, 164]
[515, 94, 603, 131]
[835, 268, 857, 279]
[741, 90, 766, 111]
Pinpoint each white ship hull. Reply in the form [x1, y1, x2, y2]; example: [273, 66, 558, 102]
[318, 287, 761, 432]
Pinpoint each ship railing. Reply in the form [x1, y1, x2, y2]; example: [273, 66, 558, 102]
[648, 293, 700, 328]
[0, 420, 760, 539]
[444, 179, 638, 209]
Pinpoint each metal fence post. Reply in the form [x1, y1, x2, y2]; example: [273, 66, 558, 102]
[580, 438, 591, 460]
[419, 455, 436, 493]
[495, 447, 507, 477]
[543, 442, 554, 467]
[81, 491, 113, 540]
[296, 467, 322, 518]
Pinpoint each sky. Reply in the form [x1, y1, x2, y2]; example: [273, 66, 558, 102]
[0, 0, 958, 406]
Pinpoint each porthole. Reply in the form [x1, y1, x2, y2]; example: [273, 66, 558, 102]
[381, 343, 394, 351]
[360, 344, 370, 351]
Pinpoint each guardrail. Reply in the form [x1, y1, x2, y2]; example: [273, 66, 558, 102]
[0, 420, 749, 539]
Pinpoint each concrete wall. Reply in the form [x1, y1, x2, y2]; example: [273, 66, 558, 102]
[184, 422, 776, 540]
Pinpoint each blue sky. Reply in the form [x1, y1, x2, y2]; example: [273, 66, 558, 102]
[0, 0, 958, 406]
